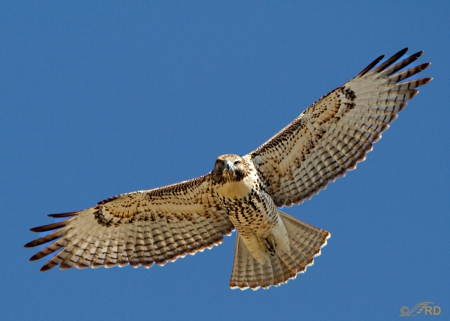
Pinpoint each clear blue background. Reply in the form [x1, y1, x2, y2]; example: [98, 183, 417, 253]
[1, 2, 448, 320]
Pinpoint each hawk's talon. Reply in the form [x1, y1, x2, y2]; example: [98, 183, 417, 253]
[258, 234, 277, 256]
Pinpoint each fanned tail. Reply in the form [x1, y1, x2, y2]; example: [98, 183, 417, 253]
[229, 211, 330, 290]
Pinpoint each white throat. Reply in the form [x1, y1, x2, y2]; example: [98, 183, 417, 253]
[215, 171, 258, 199]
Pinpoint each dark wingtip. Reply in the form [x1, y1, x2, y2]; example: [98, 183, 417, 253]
[356, 54, 384, 78]
[29, 254, 41, 262]
[398, 47, 409, 56]
[409, 90, 419, 100]
[40, 265, 52, 272]
[47, 211, 78, 218]
[420, 62, 431, 71]
[24, 229, 64, 248]
[393, 47, 409, 60]
[373, 48, 410, 73]
[423, 77, 433, 84]
[30, 220, 66, 232]
[375, 54, 385, 62]
[24, 241, 37, 248]
[412, 50, 424, 58]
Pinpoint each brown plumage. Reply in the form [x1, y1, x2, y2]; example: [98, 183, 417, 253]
[25, 48, 431, 290]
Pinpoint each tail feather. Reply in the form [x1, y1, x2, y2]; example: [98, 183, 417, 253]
[229, 211, 330, 290]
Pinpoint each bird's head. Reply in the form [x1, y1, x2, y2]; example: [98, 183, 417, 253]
[212, 154, 249, 184]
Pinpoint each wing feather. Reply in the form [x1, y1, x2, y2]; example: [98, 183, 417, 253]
[249, 48, 432, 207]
[25, 173, 234, 271]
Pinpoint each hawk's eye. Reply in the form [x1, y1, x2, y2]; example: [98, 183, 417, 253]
[234, 160, 241, 165]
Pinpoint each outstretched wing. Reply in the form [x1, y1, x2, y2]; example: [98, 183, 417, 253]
[249, 48, 432, 207]
[25, 173, 234, 271]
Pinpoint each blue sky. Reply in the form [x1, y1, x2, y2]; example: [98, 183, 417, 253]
[1, 2, 449, 320]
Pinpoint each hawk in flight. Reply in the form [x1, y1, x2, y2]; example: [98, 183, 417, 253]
[25, 48, 431, 290]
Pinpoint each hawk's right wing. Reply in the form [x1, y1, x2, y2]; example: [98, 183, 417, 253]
[249, 48, 432, 207]
[25, 173, 234, 271]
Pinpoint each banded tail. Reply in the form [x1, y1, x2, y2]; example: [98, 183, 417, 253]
[230, 211, 330, 290]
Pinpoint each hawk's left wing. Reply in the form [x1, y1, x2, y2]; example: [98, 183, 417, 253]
[248, 48, 432, 207]
[25, 173, 234, 271]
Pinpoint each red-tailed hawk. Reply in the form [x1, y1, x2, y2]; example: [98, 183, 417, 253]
[25, 48, 431, 290]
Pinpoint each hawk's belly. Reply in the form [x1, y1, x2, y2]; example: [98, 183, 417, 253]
[214, 178, 290, 264]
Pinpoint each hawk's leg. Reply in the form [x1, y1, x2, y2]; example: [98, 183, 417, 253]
[258, 234, 277, 256]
